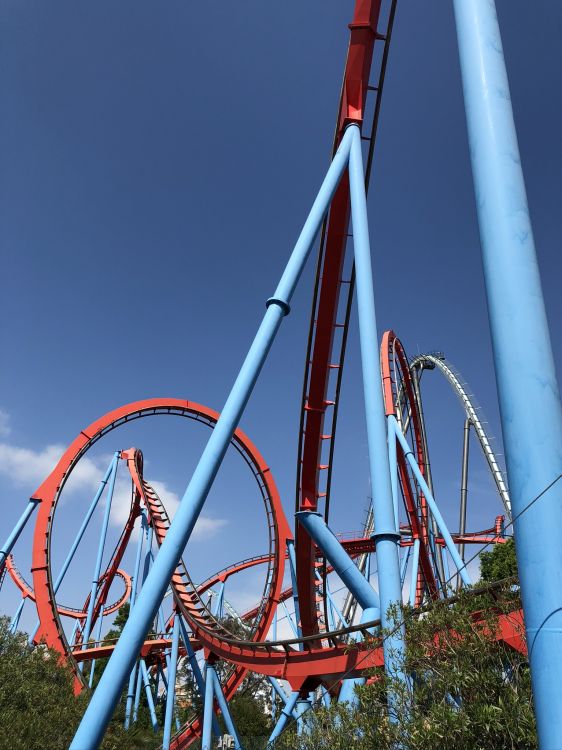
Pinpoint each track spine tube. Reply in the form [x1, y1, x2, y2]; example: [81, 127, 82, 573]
[453, 1, 562, 744]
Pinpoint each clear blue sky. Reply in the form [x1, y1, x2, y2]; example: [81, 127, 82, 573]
[1, 1, 561, 629]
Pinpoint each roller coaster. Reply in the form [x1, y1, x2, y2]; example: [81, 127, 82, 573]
[1, 1, 562, 749]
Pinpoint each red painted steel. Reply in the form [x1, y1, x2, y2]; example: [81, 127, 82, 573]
[296, 0, 385, 640]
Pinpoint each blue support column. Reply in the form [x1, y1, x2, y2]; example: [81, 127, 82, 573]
[295, 697, 310, 736]
[140, 659, 159, 731]
[0, 499, 40, 570]
[296, 515, 380, 615]
[30, 458, 117, 642]
[88, 604, 105, 689]
[70, 126, 355, 750]
[132, 664, 143, 724]
[9, 598, 25, 633]
[201, 664, 216, 750]
[179, 617, 221, 738]
[387, 425, 399, 532]
[453, 2, 562, 744]
[280, 599, 299, 639]
[399, 545, 411, 589]
[297, 510, 380, 706]
[209, 667, 243, 750]
[267, 691, 300, 745]
[125, 512, 147, 729]
[409, 539, 420, 607]
[81, 453, 120, 652]
[286, 539, 302, 642]
[391, 417, 471, 586]
[162, 614, 180, 750]
[348, 124, 407, 702]
[213, 581, 225, 619]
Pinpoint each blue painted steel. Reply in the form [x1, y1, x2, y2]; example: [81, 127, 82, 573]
[9, 598, 25, 633]
[0, 498, 40, 569]
[298, 508, 380, 708]
[280, 598, 299, 639]
[30, 458, 117, 642]
[297, 511, 379, 615]
[125, 513, 147, 729]
[210, 667, 243, 750]
[267, 691, 300, 745]
[409, 539, 420, 607]
[88, 604, 105, 689]
[162, 615, 180, 750]
[268, 676, 290, 705]
[441, 548, 451, 593]
[140, 659, 159, 731]
[399, 546, 410, 589]
[201, 664, 215, 750]
[70, 128, 355, 750]
[387, 425, 399, 531]
[132, 663, 143, 724]
[348, 125, 407, 700]
[295, 698, 311, 735]
[213, 581, 225, 619]
[81, 453, 120, 652]
[391, 417, 471, 586]
[179, 617, 221, 738]
[453, 1, 562, 744]
[339, 605, 378, 705]
[286, 539, 302, 643]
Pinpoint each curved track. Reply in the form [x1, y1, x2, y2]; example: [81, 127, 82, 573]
[410, 353, 511, 518]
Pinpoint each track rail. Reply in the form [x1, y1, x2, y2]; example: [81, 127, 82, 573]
[296, 0, 397, 640]
[410, 353, 512, 518]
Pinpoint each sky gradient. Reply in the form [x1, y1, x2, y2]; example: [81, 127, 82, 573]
[1, 1, 561, 631]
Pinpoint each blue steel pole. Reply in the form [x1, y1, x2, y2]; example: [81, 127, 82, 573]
[348, 124, 406, 694]
[132, 665, 143, 724]
[88, 604, 105, 689]
[267, 691, 300, 746]
[201, 664, 216, 750]
[280, 599, 299, 639]
[70, 126, 356, 750]
[399, 545, 410, 589]
[9, 598, 25, 633]
[125, 513, 147, 729]
[297, 509, 379, 706]
[453, 2, 562, 744]
[179, 617, 221, 738]
[387, 424, 399, 531]
[162, 614, 180, 750]
[286, 539, 302, 642]
[140, 659, 159, 731]
[297, 511, 379, 614]
[295, 698, 310, 736]
[391, 417, 471, 586]
[81, 453, 120, 652]
[30, 459, 116, 642]
[0, 498, 40, 570]
[409, 539, 420, 607]
[209, 667, 243, 750]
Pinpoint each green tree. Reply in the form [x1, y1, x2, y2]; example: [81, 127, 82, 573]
[479, 538, 518, 583]
[273, 586, 535, 750]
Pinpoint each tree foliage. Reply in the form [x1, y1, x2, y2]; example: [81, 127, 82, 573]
[479, 538, 518, 583]
[273, 586, 535, 750]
